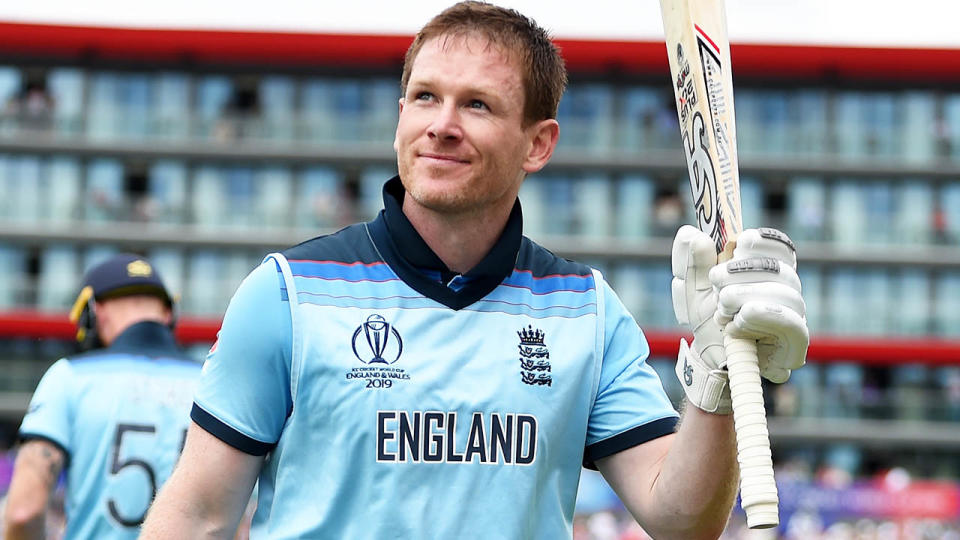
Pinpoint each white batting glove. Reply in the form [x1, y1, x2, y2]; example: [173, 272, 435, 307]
[672, 226, 809, 414]
[671, 225, 731, 414]
[710, 228, 808, 384]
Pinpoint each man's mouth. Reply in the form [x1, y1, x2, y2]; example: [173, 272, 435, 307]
[419, 152, 469, 164]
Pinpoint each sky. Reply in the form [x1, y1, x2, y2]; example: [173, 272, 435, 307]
[0, 0, 954, 49]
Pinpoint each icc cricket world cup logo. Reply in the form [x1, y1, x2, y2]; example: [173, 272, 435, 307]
[352, 314, 403, 365]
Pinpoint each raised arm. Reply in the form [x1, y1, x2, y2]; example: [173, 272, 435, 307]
[4, 439, 66, 540]
[596, 409, 738, 540]
[140, 422, 262, 539]
[598, 226, 808, 539]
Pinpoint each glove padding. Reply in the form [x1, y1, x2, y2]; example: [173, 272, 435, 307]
[710, 228, 808, 384]
[671, 226, 809, 414]
[671, 225, 729, 413]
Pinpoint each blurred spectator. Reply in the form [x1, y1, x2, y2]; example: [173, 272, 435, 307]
[3, 74, 54, 132]
[215, 77, 262, 141]
[651, 192, 684, 237]
[586, 511, 619, 540]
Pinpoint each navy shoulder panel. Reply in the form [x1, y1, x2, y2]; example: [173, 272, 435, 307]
[516, 236, 593, 279]
[281, 222, 381, 264]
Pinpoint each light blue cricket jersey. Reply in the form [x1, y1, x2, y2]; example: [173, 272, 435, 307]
[19, 321, 201, 539]
[193, 177, 679, 539]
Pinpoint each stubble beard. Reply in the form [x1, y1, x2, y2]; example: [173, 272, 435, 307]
[398, 154, 482, 216]
[398, 148, 523, 219]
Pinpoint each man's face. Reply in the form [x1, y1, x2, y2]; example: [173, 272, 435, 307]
[394, 34, 540, 218]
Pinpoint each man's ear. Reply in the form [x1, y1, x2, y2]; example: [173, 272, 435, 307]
[394, 98, 405, 153]
[522, 119, 559, 174]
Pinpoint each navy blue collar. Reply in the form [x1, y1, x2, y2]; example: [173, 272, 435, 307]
[369, 176, 522, 310]
[108, 320, 181, 356]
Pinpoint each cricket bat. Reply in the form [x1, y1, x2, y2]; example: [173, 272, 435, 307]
[659, 0, 779, 529]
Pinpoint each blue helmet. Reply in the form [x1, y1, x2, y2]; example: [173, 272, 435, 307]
[68, 253, 174, 350]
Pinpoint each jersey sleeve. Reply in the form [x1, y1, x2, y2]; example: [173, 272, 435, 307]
[191, 258, 293, 455]
[583, 276, 679, 469]
[19, 358, 74, 458]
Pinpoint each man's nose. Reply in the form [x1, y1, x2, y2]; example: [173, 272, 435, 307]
[427, 102, 463, 141]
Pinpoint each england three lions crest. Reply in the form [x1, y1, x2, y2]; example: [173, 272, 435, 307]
[518, 325, 552, 387]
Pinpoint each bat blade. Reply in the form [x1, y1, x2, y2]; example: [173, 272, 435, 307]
[659, 0, 779, 530]
[660, 0, 742, 258]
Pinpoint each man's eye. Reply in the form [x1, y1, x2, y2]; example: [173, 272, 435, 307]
[415, 92, 434, 101]
[468, 100, 488, 110]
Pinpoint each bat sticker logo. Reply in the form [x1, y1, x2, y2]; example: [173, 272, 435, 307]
[683, 110, 723, 252]
[696, 34, 740, 247]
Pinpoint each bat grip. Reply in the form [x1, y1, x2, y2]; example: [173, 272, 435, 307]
[725, 335, 779, 529]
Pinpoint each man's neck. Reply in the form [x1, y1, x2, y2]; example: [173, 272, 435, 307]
[401, 197, 513, 274]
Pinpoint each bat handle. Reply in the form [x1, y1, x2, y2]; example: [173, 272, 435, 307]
[724, 335, 779, 529]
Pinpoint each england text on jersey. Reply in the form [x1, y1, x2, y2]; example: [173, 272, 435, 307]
[376, 411, 537, 465]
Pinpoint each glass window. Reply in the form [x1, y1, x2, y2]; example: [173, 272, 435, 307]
[945, 94, 960, 161]
[37, 245, 80, 311]
[45, 156, 81, 223]
[825, 267, 859, 335]
[934, 271, 960, 337]
[615, 175, 654, 240]
[148, 247, 185, 304]
[861, 268, 892, 335]
[0, 67, 22, 134]
[893, 181, 933, 244]
[538, 174, 575, 236]
[358, 167, 395, 221]
[834, 91, 865, 158]
[296, 166, 346, 229]
[87, 72, 120, 139]
[901, 91, 936, 164]
[828, 180, 865, 246]
[0, 244, 27, 308]
[863, 92, 899, 157]
[117, 73, 151, 137]
[739, 176, 764, 227]
[85, 158, 125, 222]
[518, 175, 546, 239]
[191, 165, 228, 228]
[148, 160, 188, 224]
[47, 68, 85, 135]
[786, 176, 826, 242]
[300, 78, 336, 143]
[194, 75, 233, 140]
[3, 155, 42, 223]
[755, 90, 789, 156]
[939, 182, 960, 243]
[863, 182, 893, 245]
[259, 76, 295, 141]
[556, 83, 614, 153]
[184, 250, 225, 316]
[255, 165, 294, 228]
[366, 78, 400, 143]
[153, 72, 190, 139]
[893, 269, 931, 336]
[224, 167, 256, 228]
[618, 86, 674, 152]
[573, 174, 612, 238]
[797, 265, 823, 334]
[789, 89, 829, 157]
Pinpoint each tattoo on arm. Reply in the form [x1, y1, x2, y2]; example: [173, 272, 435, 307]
[40, 445, 63, 480]
[20, 441, 66, 490]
